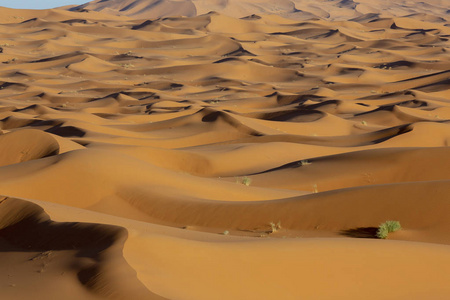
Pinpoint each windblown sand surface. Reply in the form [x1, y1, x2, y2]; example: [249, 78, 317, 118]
[0, 2, 449, 299]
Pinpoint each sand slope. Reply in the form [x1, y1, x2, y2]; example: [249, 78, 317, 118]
[0, 3, 449, 300]
[0, 197, 162, 300]
[68, 0, 450, 20]
[68, 0, 197, 19]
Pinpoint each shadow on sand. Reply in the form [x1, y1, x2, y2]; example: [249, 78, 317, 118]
[340, 227, 379, 239]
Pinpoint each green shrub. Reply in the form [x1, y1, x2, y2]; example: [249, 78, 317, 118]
[236, 176, 251, 186]
[376, 221, 401, 239]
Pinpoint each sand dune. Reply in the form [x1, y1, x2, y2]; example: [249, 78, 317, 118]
[68, 0, 197, 19]
[67, 0, 450, 21]
[0, 2, 449, 299]
[0, 197, 161, 299]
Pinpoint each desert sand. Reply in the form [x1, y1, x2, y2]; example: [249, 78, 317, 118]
[0, 0, 449, 299]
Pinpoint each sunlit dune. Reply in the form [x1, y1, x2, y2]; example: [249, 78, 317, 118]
[0, 0, 449, 299]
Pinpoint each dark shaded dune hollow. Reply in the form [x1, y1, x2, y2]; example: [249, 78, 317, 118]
[0, 1, 449, 299]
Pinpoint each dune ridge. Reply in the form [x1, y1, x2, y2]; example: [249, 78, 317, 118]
[0, 2, 449, 299]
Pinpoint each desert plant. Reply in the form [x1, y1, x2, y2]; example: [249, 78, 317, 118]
[269, 221, 282, 233]
[376, 220, 401, 239]
[236, 176, 251, 186]
[119, 63, 134, 69]
[299, 159, 311, 166]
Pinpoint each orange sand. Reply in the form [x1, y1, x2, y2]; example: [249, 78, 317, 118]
[0, 1, 449, 299]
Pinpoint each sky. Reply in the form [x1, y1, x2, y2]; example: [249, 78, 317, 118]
[0, 0, 88, 9]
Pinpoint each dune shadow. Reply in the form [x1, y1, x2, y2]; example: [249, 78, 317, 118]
[45, 124, 86, 137]
[0, 197, 160, 299]
[340, 227, 378, 239]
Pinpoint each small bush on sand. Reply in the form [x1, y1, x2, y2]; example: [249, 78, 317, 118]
[269, 221, 281, 233]
[376, 221, 401, 239]
[236, 176, 251, 186]
[299, 159, 311, 166]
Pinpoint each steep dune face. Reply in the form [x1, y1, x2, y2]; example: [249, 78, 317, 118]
[0, 2, 449, 300]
